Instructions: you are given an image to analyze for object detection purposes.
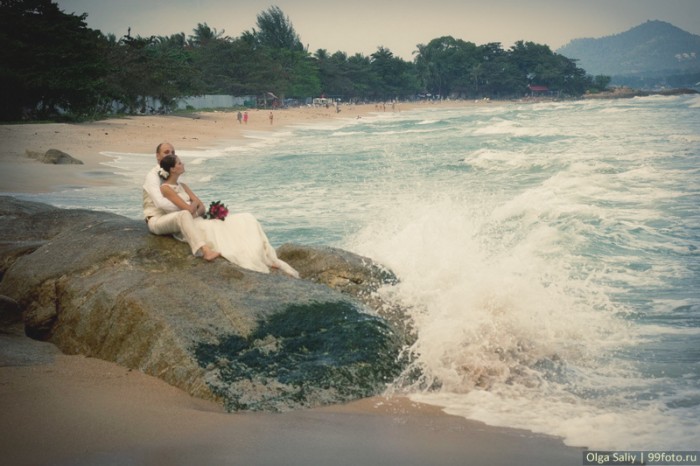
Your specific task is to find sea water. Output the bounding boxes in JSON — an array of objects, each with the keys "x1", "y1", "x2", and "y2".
[{"x1": 12, "y1": 95, "x2": 700, "y2": 450}]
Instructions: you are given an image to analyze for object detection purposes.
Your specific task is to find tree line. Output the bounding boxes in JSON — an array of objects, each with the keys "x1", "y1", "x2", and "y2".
[{"x1": 0, "y1": 0, "x2": 611, "y2": 121}]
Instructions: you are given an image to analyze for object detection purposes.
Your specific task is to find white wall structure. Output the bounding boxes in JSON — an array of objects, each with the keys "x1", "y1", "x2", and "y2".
[{"x1": 176, "y1": 95, "x2": 256, "y2": 110}]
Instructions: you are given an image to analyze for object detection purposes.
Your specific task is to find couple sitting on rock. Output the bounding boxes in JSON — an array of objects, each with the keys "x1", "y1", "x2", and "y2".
[{"x1": 143, "y1": 142, "x2": 299, "y2": 278}]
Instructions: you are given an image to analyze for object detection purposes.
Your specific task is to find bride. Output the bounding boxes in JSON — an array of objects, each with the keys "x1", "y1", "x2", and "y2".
[{"x1": 158, "y1": 154, "x2": 299, "y2": 278}]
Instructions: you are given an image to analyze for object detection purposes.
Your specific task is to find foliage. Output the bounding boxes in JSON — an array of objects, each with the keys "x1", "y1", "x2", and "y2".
[
  {"x1": 248, "y1": 5, "x2": 303, "y2": 51},
  {"x1": 103, "y1": 34, "x2": 204, "y2": 114},
  {"x1": 0, "y1": 0, "x2": 110, "y2": 120},
  {"x1": 2, "y1": 1, "x2": 603, "y2": 121},
  {"x1": 415, "y1": 36, "x2": 479, "y2": 98}
]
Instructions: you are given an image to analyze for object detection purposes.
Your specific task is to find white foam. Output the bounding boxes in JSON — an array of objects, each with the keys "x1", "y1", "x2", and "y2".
[
  {"x1": 412, "y1": 390, "x2": 700, "y2": 449},
  {"x1": 472, "y1": 118, "x2": 562, "y2": 137},
  {"x1": 688, "y1": 95, "x2": 700, "y2": 108}
]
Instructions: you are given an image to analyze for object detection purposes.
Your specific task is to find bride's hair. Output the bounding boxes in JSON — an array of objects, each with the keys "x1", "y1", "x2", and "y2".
[{"x1": 159, "y1": 154, "x2": 177, "y2": 180}]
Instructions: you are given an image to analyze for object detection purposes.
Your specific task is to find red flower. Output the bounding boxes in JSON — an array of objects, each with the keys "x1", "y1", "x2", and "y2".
[{"x1": 205, "y1": 201, "x2": 229, "y2": 220}]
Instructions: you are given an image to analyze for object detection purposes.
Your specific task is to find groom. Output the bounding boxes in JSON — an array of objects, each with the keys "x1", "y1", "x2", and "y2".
[{"x1": 143, "y1": 142, "x2": 219, "y2": 261}]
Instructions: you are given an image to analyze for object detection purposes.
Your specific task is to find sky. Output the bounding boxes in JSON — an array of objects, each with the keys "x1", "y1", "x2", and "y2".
[{"x1": 55, "y1": 0, "x2": 700, "y2": 59}]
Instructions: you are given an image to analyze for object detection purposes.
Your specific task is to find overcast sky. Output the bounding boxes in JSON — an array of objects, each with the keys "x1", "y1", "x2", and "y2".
[{"x1": 55, "y1": 0, "x2": 700, "y2": 59}]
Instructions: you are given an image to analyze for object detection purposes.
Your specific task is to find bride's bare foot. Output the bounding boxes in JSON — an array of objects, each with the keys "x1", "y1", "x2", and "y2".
[
  {"x1": 204, "y1": 251, "x2": 221, "y2": 261},
  {"x1": 201, "y1": 246, "x2": 221, "y2": 261}
]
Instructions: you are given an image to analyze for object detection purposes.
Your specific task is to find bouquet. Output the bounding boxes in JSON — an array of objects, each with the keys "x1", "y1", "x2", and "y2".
[{"x1": 204, "y1": 200, "x2": 229, "y2": 220}]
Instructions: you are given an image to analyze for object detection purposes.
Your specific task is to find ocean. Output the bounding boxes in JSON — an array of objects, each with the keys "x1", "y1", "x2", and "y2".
[{"x1": 15, "y1": 95, "x2": 700, "y2": 450}]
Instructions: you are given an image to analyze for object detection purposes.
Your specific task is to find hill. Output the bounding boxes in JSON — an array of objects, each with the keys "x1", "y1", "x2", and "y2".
[{"x1": 557, "y1": 20, "x2": 700, "y2": 87}]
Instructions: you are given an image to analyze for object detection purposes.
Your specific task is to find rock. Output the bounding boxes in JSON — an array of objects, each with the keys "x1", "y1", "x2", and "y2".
[
  {"x1": 0, "y1": 196, "x2": 409, "y2": 411},
  {"x1": 584, "y1": 87, "x2": 699, "y2": 100},
  {"x1": 277, "y1": 244, "x2": 415, "y2": 340},
  {"x1": 0, "y1": 294, "x2": 21, "y2": 325},
  {"x1": 25, "y1": 148, "x2": 84, "y2": 164}
]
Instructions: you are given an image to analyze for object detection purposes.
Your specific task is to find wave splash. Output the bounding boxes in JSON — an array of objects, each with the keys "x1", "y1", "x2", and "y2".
[{"x1": 349, "y1": 190, "x2": 694, "y2": 449}]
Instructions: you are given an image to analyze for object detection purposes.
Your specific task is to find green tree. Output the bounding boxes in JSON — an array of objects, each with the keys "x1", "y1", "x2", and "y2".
[
  {"x1": 249, "y1": 5, "x2": 302, "y2": 51},
  {"x1": 104, "y1": 33, "x2": 201, "y2": 113},
  {"x1": 346, "y1": 53, "x2": 376, "y2": 100},
  {"x1": 508, "y1": 41, "x2": 591, "y2": 96},
  {"x1": 187, "y1": 24, "x2": 243, "y2": 94},
  {"x1": 552, "y1": 53, "x2": 591, "y2": 95},
  {"x1": 188, "y1": 22, "x2": 225, "y2": 47},
  {"x1": 285, "y1": 51, "x2": 321, "y2": 98},
  {"x1": 475, "y1": 43, "x2": 506, "y2": 96},
  {"x1": 242, "y1": 6, "x2": 317, "y2": 100},
  {"x1": 103, "y1": 35, "x2": 160, "y2": 113},
  {"x1": 0, "y1": 0, "x2": 110, "y2": 120},
  {"x1": 592, "y1": 74, "x2": 612, "y2": 91},
  {"x1": 154, "y1": 34, "x2": 204, "y2": 100},
  {"x1": 314, "y1": 50, "x2": 358, "y2": 99},
  {"x1": 416, "y1": 36, "x2": 480, "y2": 98},
  {"x1": 509, "y1": 41, "x2": 549, "y2": 82},
  {"x1": 369, "y1": 47, "x2": 419, "y2": 100},
  {"x1": 1, "y1": 1, "x2": 603, "y2": 120}
]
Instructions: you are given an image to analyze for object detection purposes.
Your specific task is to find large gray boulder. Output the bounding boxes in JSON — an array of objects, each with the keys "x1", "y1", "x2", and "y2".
[
  {"x1": 0, "y1": 196, "x2": 410, "y2": 411},
  {"x1": 25, "y1": 148, "x2": 84, "y2": 164}
]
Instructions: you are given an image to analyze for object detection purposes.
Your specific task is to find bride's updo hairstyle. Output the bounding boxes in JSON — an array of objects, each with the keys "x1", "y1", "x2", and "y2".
[{"x1": 159, "y1": 154, "x2": 177, "y2": 180}]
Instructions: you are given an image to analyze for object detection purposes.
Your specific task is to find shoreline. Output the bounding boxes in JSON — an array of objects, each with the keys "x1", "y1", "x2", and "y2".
[
  {"x1": 0, "y1": 100, "x2": 481, "y2": 194},
  {"x1": 3, "y1": 90, "x2": 695, "y2": 192},
  {"x1": 0, "y1": 100, "x2": 584, "y2": 464}
]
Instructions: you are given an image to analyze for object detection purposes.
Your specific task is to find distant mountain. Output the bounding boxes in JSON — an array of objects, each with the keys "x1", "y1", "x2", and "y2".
[{"x1": 557, "y1": 20, "x2": 700, "y2": 83}]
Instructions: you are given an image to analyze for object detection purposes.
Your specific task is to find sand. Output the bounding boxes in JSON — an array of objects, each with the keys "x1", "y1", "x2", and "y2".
[
  {"x1": 0, "y1": 101, "x2": 583, "y2": 465},
  {"x1": 0, "y1": 325, "x2": 581, "y2": 465}
]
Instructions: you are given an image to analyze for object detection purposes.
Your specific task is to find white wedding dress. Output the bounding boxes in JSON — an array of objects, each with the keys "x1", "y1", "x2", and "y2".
[{"x1": 167, "y1": 183, "x2": 299, "y2": 278}]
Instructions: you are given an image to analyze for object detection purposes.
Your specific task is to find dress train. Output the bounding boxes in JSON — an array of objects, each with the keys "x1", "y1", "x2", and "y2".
[{"x1": 195, "y1": 213, "x2": 299, "y2": 278}]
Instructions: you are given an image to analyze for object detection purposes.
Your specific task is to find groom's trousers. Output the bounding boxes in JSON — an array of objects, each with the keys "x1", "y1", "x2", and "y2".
[{"x1": 147, "y1": 211, "x2": 206, "y2": 256}]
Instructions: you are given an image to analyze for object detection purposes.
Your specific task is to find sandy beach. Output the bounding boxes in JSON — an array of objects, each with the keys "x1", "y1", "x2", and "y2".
[
  {"x1": 0, "y1": 104, "x2": 355, "y2": 192},
  {"x1": 0, "y1": 101, "x2": 583, "y2": 465},
  {"x1": 0, "y1": 324, "x2": 581, "y2": 465}
]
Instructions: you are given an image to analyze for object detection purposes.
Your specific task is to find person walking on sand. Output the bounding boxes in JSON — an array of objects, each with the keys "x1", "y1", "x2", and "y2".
[
  {"x1": 143, "y1": 142, "x2": 220, "y2": 261},
  {"x1": 243, "y1": 111, "x2": 248, "y2": 124},
  {"x1": 237, "y1": 111, "x2": 242, "y2": 124},
  {"x1": 269, "y1": 111, "x2": 273, "y2": 125}
]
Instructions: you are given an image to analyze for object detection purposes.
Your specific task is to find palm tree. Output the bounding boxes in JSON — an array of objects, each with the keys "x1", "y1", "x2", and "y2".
[
  {"x1": 188, "y1": 23, "x2": 225, "y2": 47},
  {"x1": 250, "y1": 6, "x2": 303, "y2": 51}
]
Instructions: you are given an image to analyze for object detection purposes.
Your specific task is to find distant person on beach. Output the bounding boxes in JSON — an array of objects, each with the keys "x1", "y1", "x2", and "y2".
[
  {"x1": 269, "y1": 111, "x2": 273, "y2": 124},
  {"x1": 157, "y1": 153, "x2": 299, "y2": 277},
  {"x1": 142, "y1": 143, "x2": 220, "y2": 261},
  {"x1": 237, "y1": 111, "x2": 242, "y2": 124},
  {"x1": 243, "y1": 111, "x2": 249, "y2": 124}
]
